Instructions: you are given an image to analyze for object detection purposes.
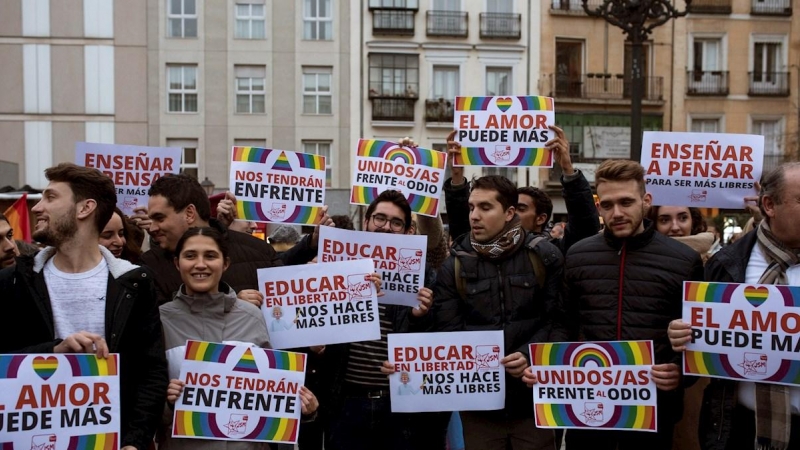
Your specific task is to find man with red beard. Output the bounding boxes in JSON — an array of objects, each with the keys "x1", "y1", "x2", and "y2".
[
  {"x1": 0, "y1": 163, "x2": 167, "y2": 450},
  {"x1": 546, "y1": 159, "x2": 703, "y2": 449},
  {"x1": 0, "y1": 214, "x2": 20, "y2": 268}
]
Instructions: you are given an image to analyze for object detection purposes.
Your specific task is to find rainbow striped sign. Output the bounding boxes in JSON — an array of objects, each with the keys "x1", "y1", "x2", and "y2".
[
  {"x1": 351, "y1": 140, "x2": 447, "y2": 217},
  {"x1": 683, "y1": 281, "x2": 800, "y2": 386},
  {"x1": 0, "y1": 353, "x2": 121, "y2": 449},
  {"x1": 454, "y1": 96, "x2": 555, "y2": 168},
  {"x1": 172, "y1": 341, "x2": 306, "y2": 444},
  {"x1": 229, "y1": 146, "x2": 326, "y2": 225},
  {"x1": 530, "y1": 341, "x2": 657, "y2": 431}
]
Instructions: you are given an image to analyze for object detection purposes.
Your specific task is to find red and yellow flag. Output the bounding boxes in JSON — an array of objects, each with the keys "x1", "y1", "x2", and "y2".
[{"x1": 3, "y1": 193, "x2": 31, "y2": 243}]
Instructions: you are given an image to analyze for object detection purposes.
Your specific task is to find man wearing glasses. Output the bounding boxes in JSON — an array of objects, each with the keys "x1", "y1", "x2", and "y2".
[{"x1": 319, "y1": 189, "x2": 445, "y2": 450}]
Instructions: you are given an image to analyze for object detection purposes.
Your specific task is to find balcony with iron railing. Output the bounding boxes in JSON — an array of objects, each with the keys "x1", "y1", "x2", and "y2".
[
  {"x1": 748, "y1": 72, "x2": 790, "y2": 96},
  {"x1": 479, "y1": 13, "x2": 521, "y2": 39},
  {"x1": 687, "y1": 0, "x2": 732, "y2": 14},
  {"x1": 426, "y1": 11, "x2": 468, "y2": 37},
  {"x1": 549, "y1": 0, "x2": 605, "y2": 15},
  {"x1": 547, "y1": 73, "x2": 664, "y2": 102},
  {"x1": 751, "y1": 0, "x2": 792, "y2": 16},
  {"x1": 372, "y1": 8, "x2": 416, "y2": 36},
  {"x1": 424, "y1": 99, "x2": 454, "y2": 123},
  {"x1": 686, "y1": 71, "x2": 729, "y2": 96},
  {"x1": 371, "y1": 97, "x2": 417, "y2": 122}
]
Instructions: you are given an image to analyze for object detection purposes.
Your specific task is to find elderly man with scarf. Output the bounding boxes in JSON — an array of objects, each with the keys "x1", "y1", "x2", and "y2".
[
  {"x1": 669, "y1": 162, "x2": 800, "y2": 450},
  {"x1": 431, "y1": 175, "x2": 565, "y2": 450}
]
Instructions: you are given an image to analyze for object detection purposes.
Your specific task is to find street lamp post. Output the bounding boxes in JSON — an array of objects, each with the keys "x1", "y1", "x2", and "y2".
[
  {"x1": 200, "y1": 177, "x2": 215, "y2": 196},
  {"x1": 582, "y1": 0, "x2": 691, "y2": 162}
]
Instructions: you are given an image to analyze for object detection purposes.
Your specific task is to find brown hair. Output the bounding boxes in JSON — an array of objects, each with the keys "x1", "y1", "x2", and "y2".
[
  {"x1": 148, "y1": 174, "x2": 211, "y2": 221},
  {"x1": 595, "y1": 159, "x2": 646, "y2": 196},
  {"x1": 45, "y1": 163, "x2": 117, "y2": 233},
  {"x1": 471, "y1": 175, "x2": 518, "y2": 211},
  {"x1": 647, "y1": 206, "x2": 708, "y2": 235}
]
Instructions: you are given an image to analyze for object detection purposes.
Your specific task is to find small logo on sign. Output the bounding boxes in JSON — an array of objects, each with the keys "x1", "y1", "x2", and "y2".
[
  {"x1": 492, "y1": 145, "x2": 511, "y2": 163},
  {"x1": 688, "y1": 189, "x2": 707, "y2": 203},
  {"x1": 224, "y1": 414, "x2": 249, "y2": 435},
  {"x1": 397, "y1": 248, "x2": 423, "y2": 273},
  {"x1": 474, "y1": 345, "x2": 500, "y2": 370},
  {"x1": 347, "y1": 274, "x2": 373, "y2": 300},
  {"x1": 269, "y1": 203, "x2": 287, "y2": 220},
  {"x1": 739, "y1": 353, "x2": 768, "y2": 376},
  {"x1": 122, "y1": 197, "x2": 138, "y2": 213},
  {"x1": 30, "y1": 435, "x2": 56, "y2": 450},
  {"x1": 580, "y1": 402, "x2": 604, "y2": 424}
]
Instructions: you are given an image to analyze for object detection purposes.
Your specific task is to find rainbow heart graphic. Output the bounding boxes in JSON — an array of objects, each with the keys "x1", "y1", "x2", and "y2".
[
  {"x1": 32, "y1": 356, "x2": 58, "y2": 380},
  {"x1": 495, "y1": 97, "x2": 513, "y2": 112},
  {"x1": 743, "y1": 286, "x2": 769, "y2": 308}
]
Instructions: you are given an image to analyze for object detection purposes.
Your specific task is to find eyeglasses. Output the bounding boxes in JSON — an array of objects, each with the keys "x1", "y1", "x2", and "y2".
[{"x1": 370, "y1": 213, "x2": 405, "y2": 231}]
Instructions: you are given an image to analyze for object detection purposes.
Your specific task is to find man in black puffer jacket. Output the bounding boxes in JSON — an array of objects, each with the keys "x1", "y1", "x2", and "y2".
[
  {"x1": 433, "y1": 175, "x2": 565, "y2": 450},
  {"x1": 560, "y1": 159, "x2": 704, "y2": 450}
]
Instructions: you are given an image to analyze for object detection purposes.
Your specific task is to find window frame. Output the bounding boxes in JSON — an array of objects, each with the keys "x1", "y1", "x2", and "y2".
[
  {"x1": 302, "y1": 140, "x2": 334, "y2": 187},
  {"x1": 303, "y1": 0, "x2": 333, "y2": 41},
  {"x1": 235, "y1": 67, "x2": 266, "y2": 114},
  {"x1": 485, "y1": 66, "x2": 512, "y2": 96},
  {"x1": 167, "y1": 0, "x2": 197, "y2": 38},
  {"x1": 302, "y1": 67, "x2": 333, "y2": 115},
  {"x1": 234, "y1": 3, "x2": 266, "y2": 40},
  {"x1": 167, "y1": 64, "x2": 198, "y2": 113}
]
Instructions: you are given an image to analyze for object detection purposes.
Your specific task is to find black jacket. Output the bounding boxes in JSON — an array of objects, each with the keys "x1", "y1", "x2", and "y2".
[
  {"x1": 140, "y1": 219, "x2": 316, "y2": 304},
  {"x1": 443, "y1": 170, "x2": 600, "y2": 254},
  {"x1": 564, "y1": 222, "x2": 704, "y2": 423},
  {"x1": 0, "y1": 247, "x2": 167, "y2": 450},
  {"x1": 432, "y1": 231, "x2": 564, "y2": 416},
  {"x1": 698, "y1": 230, "x2": 757, "y2": 450}
]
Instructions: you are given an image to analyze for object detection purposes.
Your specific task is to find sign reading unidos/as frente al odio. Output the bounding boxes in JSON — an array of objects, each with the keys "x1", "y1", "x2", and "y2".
[
  {"x1": 453, "y1": 96, "x2": 555, "y2": 168},
  {"x1": 318, "y1": 226, "x2": 427, "y2": 308},
  {"x1": 530, "y1": 341, "x2": 657, "y2": 432},
  {"x1": 684, "y1": 281, "x2": 800, "y2": 386},
  {"x1": 641, "y1": 131, "x2": 764, "y2": 209},
  {"x1": 76, "y1": 142, "x2": 181, "y2": 216},
  {"x1": 258, "y1": 258, "x2": 380, "y2": 349},
  {"x1": 0, "y1": 353, "x2": 121, "y2": 450},
  {"x1": 172, "y1": 340, "x2": 306, "y2": 445},
  {"x1": 388, "y1": 331, "x2": 505, "y2": 413},
  {"x1": 351, "y1": 140, "x2": 446, "y2": 217},
  {"x1": 229, "y1": 146, "x2": 326, "y2": 225}
]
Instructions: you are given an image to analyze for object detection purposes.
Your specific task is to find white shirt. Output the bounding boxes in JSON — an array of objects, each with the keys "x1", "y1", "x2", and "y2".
[
  {"x1": 45, "y1": 257, "x2": 108, "y2": 340},
  {"x1": 737, "y1": 243, "x2": 800, "y2": 414}
]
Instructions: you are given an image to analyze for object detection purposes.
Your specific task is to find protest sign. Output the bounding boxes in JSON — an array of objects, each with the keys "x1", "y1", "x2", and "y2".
[
  {"x1": 530, "y1": 341, "x2": 657, "y2": 431},
  {"x1": 683, "y1": 281, "x2": 800, "y2": 386},
  {"x1": 453, "y1": 96, "x2": 555, "y2": 168},
  {"x1": 76, "y1": 142, "x2": 181, "y2": 216},
  {"x1": 229, "y1": 146, "x2": 326, "y2": 225},
  {"x1": 171, "y1": 341, "x2": 306, "y2": 445},
  {"x1": 388, "y1": 331, "x2": 505, "y2": 412},
  {"x1": 258, "y1": 259, "x2": 380, "y2": 349},
  {"x1": 318, "y1": 227, "x2": 426, "y2": 308},
  {"x1": 0, "y1": 353, "x2": 120, "y2": 449},
  {"x1": 641, "y1": 132, "x2": 764, "y2": 209},
  {"x1": 350, "y1": 140, "x2": 446, "y2": 217}
]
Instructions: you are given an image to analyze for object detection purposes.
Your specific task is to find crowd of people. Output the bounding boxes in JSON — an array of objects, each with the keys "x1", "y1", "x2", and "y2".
[{"x1": 0, "y1": 128, "x2": 798, "y2": 450}]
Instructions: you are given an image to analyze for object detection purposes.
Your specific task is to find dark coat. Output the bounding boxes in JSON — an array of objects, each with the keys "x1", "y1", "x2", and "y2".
[
  {"x1": 140, "y1": 219, "x2": 316, "y2": 304},
  {"x1": 564, "y1": 222, "x2": 705, "y2": 423},
  {"x1": 0, "y1": 248, "x2": 168, "y2": 450},
  {"x1": 698, "y1": 230, "x2": 757, "y2": 450},
  {"x1": 432, "y1": 231, "x2": 565, "y2": 417}
]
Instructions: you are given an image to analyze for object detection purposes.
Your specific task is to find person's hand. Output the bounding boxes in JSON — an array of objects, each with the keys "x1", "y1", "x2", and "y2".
[
  {"x1": 121, "y1": 447, "x2": 137, "y2": 450},
  {"x1": 310, "y1": 205, "x2": 334, "y2": 249},
  {"x1": 446, "y1": 130, "x2": 465, "y2": 185},
  {"x1": 668, "y1": 319, "x2": 692, "y2": 352},
  {"x1": 130, "y1": 206, "x2": 152, "y2": 232},
  {"x1": 380, "y1": 360, "x2": 396, "y2": 375},
  {"x1": 216, "y1": 191, "x2": 238, "y2": 228},
  {"x1": 651, "y1": 363, "x2": 680, "y2": 391},
  {"x1": 55, "y1": 331, "x2": 109, "y2": 358},
  {"x1": 547, "y1": 125, "x2": 573, "y2": 175},
  {"x1": 398, "y1": 137, "x2": 418, "y2": 148},
  {"x1": 501, "y1": 352, "x2": 528, "y2": 378},
  {"x1": 411, "y1": 287, "x2": 433, "y2": 318},
  {"x1": 743, "y1": 181, "x2": 763, "y2": 224},
  {"x1": 368, "y1": 273, "x2": 384, "y2": 297},
  {"x1": 237, "y1": 289, "x2": 264, "y2": 308},
  {"x1": 299, "y1": 386, "x2": 319, "y2": 416},
  {"x1": 167, "y1": 379, "x2": 185, "y2": 404},
  {"x1": 522, "y1": 367, "x2": 538, "y2": 388},
  {"x1": 310, "y1": 345, "x2": 325, "y2": 355}
]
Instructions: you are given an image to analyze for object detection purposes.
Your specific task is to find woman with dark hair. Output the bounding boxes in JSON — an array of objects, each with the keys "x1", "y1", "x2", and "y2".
[
  {"x1": 159, "y1": 227, "x2": 318, "y2": 450},
  {"x1": 99, "y1": 207, "x2": 142, "y2": 263},
  {"x1": 647, "y1": 205, "x2": 714, "y2": 263}
]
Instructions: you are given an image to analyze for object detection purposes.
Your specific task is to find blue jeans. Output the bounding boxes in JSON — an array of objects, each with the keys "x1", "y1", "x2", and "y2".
[{"x1": 326, "y1": 393, "x2": 413, "y2": 450}]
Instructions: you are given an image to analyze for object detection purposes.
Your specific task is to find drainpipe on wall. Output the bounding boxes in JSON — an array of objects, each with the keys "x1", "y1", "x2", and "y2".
[{"x1": 526, "y1": 0, "x2": 532, "y2": 187}]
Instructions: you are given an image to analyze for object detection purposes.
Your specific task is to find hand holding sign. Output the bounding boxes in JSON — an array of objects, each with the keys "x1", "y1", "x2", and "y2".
[
  {"x1": 310, "y1": 205, "x2": 334, "y2": 249},
  {"x1": 54, "y1": 331, "x2": 109, "y2": 358},
  {"x1": 412, "y1": 287, "x2": 433, "y2": 318},
  {"x1": 650, "y1": 363, "x2": 680, "y2": 391},
  {"x1": 167, "y1": 379, "x2": 185, "y2": 404},
  {"x1": 668, "y1": 319, "x2": 693, "y2": 352},
  {"x1": 501, "y1": 352, "x2": 529, "y2": 378},
  {"x1": 547, "y1": 125, "x2": 574, "y2": 176},
  {"x1": 446, "y1": 130, "x2": 465, "y2": 185},
  {"x1": 216, "y1": 191, "x2": 238, "y2": 228},
  {"x1": 522, "y1": 367, "x2": 538, "y2": 387}
]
